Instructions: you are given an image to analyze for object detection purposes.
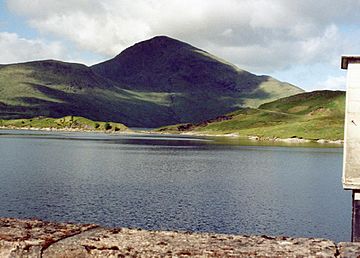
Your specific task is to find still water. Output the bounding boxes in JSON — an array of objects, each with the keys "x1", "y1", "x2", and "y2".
[{"x1": 0, "y1": 130, "x2": 349, "y2": 242}]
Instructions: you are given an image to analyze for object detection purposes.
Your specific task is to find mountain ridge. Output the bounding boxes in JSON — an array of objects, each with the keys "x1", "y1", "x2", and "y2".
[{"x1": 0, "y1": 36, "x2": 304, "y2": 127}]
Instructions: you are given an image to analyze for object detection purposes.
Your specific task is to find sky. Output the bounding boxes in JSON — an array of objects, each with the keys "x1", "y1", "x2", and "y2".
[{"x1": 1, "y1": 0, "x2": 360, "y2": 91}]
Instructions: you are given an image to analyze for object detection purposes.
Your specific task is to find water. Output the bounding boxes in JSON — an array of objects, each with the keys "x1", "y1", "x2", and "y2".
[{"x1": 0, "y1": 130, "x2": 350, "y2": 242}]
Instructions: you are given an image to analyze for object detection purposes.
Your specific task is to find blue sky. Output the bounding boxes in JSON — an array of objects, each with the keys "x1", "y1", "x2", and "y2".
[
  {"x1": 1, "y1": 0, "x2": 359, "y2": 91},
  {"x1": 0, "y1": 1, "x2": 36, "y2": 38}
]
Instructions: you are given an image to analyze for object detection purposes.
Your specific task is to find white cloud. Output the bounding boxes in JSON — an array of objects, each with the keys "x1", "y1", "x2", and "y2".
[
  {"x1": 5, "y1": 0, "x2": 360, "y2": 75},
  {"x1": 314, "y1": 75, "x2": 347, "y2": 91},
  {"x1": 0, "y1": 32, "x2": 65, "y2": 64}
]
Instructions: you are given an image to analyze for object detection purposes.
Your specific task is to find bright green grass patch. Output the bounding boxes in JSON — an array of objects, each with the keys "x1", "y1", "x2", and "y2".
[
  {"x1": 157, "y1": 90, "x2": 346, "y2": 141},
  {"x1": 0, "y1": 116, "x2": 129, "y2": 132},
  {"x1": 195, "y1": 115, "x2": 343, "y2": 140}
]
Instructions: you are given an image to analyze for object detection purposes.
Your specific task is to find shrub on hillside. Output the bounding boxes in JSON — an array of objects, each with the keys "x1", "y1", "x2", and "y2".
[{"x1": 104, "y1": 122, "x2": 112, "y2": 130}]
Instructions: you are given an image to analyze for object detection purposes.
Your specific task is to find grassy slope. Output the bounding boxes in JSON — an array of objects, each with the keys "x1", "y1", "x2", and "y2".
[
  {"x1": 0, "y1": 116, "x2": 128, "y2": 131},
  {"x1": 158, "y1": 91, "x2": 345, "y2": 140}
]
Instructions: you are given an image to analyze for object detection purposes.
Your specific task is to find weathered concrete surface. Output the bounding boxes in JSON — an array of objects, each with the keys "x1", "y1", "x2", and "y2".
[
  {"x1": 0, "y1": 218, "x2": 97, "y2": 257},
  {"x1": 42, "y1": 228, "x2": 337, "y2": 258},
  {"x1": 0, "y1": 217, "x2": 352, "y2": 257},
  {"x1": 338, "y1": 242, "x2": 360, "y2": 258}
]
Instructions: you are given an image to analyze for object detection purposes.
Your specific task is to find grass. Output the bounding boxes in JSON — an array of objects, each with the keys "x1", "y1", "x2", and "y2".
[
  {"x1": 157, "y1": 90, "x2": 345, "y2": 141},
  {"x1": 0, "y1": 116, "x2": 129, "y2": 132}
]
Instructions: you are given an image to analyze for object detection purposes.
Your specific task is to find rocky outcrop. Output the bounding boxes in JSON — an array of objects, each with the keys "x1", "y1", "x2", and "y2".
[{"x1": 0, "y1": 217, "x2": 356, "y2": 257}]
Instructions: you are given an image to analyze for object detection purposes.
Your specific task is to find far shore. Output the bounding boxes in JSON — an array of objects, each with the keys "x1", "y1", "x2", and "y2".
[
  {"x1": 173, "y1": 131, "x2": 343, "y2": 145},
  {"x1": 0, "y1": 125, "x2": 342, "y2": 145}
]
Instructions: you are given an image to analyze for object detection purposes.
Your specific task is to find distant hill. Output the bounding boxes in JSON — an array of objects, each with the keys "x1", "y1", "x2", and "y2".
[
  {"x1": 0, "y1": 115, "x2": 128, "y2": 132},
  {"x1": 0, "y1": 36, "x2": 303, "y2": 127},
  {"x1": 158, "y1": 90, "x2": 345, "y2": 140}
]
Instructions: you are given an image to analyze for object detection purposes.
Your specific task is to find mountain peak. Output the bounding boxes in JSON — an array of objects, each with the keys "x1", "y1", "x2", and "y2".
[
  {"x1": 91, "y1": 35, "x2": 204, "y2": 91},
  {"x1": 110, "y1": 35, "x2": 197, "y2": 63},
  {"x1": 130, "y1": 35, "x2": 195, "y2": 50},
  {"x1": 91, "y1": 35, "x2": 302, "y2": 95},
  {"x1": 145, "y1": 35, "x2": 183, "y2": 43}
]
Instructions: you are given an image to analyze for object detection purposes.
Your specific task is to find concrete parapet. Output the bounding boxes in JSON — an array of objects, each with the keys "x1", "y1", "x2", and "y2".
[{"x1": 0, "y1": 217, "x2": 356, "y2": 257}]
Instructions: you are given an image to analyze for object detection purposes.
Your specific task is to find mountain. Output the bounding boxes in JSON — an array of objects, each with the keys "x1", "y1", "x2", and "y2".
[
  {"x1": 158, "y1": 90, "x2": 345, "y2": 140},
  {"x1": 0, "y1": 36, "x2": 303, "y2": 127},
  {"x1": 92, "y1": 36, "x2": 303, "y2": 124}
]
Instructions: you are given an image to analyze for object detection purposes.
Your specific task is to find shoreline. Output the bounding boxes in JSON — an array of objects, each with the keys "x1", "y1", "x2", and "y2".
[
  {"x1": 0, "y1": 125, "x2": 133, "y2": 134},
  {"x1": 0, "y1": 126, "x2": 343, "y2": 145},
  {"x1": 155, "y1": 130, "x2": 344, "y2": 145},
  {"x1": 0, "y1": 217, "x2": 355, "y2": 257}
]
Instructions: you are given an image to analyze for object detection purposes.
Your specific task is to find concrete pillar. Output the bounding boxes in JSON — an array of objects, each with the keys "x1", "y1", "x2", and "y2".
[{"x1": 353, "y1": 191, "x2": 360, "y2": 241}]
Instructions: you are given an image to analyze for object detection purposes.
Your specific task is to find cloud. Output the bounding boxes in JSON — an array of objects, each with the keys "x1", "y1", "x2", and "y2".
[
  {"x1": 5, "y1": 0, "x2": 360, "y2": 74},
  {"x1": 314, "y1": 75, "x2": 347, "y2": 90},
  {"x1": 206, "y1": 24, "x2": 342, "y2": 73},
  {"x1": 0, "y1": 32, "x2": 65, "y2": 64}
]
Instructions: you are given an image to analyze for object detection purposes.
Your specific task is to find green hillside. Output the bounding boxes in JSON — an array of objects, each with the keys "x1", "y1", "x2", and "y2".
[
  {"x1": 0, "y1": 116, "x2": 128, "y2": 132},
  {"x1": 158, "y1": 90, "x2": 345, "y2": 141},
  {"x1": 0, "y1": 36, "x2": 303, "y2": 127},
  {"x1": 0, "y1": 60, "x2": 176, "y2": 127}
]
